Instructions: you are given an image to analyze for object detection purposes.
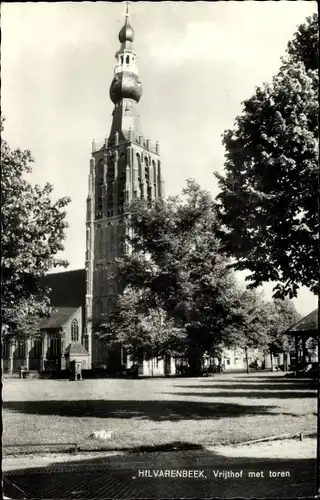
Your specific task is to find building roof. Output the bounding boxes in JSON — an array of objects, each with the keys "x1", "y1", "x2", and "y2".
[
  {"x1": 41, "y1": 269, "x2": 85, "y2": 308},
  {"x1": 65, "y1": 342, "x2": 88, "y2": 355},
  {"x1": 285, "y1": 308, "x2": 318, "y2": 335},
  {"x1": 39, "y1": 307, "x2": 79, "y2": 329}
]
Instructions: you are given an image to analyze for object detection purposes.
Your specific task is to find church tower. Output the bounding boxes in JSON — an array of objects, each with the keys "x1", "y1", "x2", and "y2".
[{"x1": 86, "y1": 5, "x2": 165, "y2": 369}]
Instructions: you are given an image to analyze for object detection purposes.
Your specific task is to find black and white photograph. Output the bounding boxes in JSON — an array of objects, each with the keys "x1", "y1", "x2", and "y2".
[{"x1": 1, "y1": 1, "x2": 318, "y2": 499}]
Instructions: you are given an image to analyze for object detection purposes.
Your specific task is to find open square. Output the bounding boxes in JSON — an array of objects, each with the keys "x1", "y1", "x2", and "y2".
[{"x1": 3, "y1": 373, "x2": 317, "y2": 454}]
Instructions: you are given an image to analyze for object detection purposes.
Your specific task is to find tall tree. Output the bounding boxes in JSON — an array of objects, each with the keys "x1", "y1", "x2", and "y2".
[
  {"x1": 1, "y1": 121, "x2": 71, "y2": 337},
  {"x1": 267, "y1": 298, "x2": 301, "y2": 355},
  {"x1": 223, "y1": 291, "x2": 300, "y2": 372},
  {"x1": 215, "y1": 14, "x2": 319, "y2": 299},
  {"x1": 111, "y1": 180, "x2": 253, "y2": 374},
  {"x1": 222, "y1": 289, "x2": 272, "y2": 373},
  {"x1": 99, "y1": 287, "x2": 187, "y2": 363}
]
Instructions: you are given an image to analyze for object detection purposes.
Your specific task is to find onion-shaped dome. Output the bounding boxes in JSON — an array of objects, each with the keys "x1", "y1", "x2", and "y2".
[
  {"x1": 119, "y1": 20, "x2": 134, "y2": 44},
  {"x1": 110, "y1": 72, "x2": 142, "y2": 104}
]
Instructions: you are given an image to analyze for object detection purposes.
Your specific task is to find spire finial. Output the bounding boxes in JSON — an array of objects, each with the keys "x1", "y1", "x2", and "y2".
[{"x1": 125, "y1": 1, "x2": 130, "y2": 18}]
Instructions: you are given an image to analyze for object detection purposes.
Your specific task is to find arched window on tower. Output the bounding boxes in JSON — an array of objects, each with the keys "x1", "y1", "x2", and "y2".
[
  {"x1": 121, "y1": 55, "x2": 124, "y2": 64},
  {"x1": 126, "y1": 55, "x2": 130, "y2": 65},
  {"x1": 145, "y1": 157, "x2": 149, "y2": 181},
  {"x1": 145, "y1": 158, "x2": 150, "y2": 200},
  {"x1": 136, "y1": 153, "x2": 142, "y2": 181},
  {"x1": 71, "y1": 319, "x2": 79, "y2": 342},
  {"x1": 136, "y1": 154, "x2": 143, "y2": 199},
  {"x1": 96, "y1": 225, "x2": 103, "y2": 258},
  {"x1": 152, "y1": 160, "x2": 157, "y2": 184}
]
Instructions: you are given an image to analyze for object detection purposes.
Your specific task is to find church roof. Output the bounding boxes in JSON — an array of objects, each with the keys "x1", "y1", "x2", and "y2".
[
  {"x1": 65, "y1": 342, "x2": 89, "y2": 355},
  {"x1": 41, "y1": 269, "x2": 85, "y2": 308},
  {"x1": 40, "y1": 307, "x2": 79, "y2": 329},
  {"x1": 285, "y1": 308, "x2": 318, "y2": 335}
]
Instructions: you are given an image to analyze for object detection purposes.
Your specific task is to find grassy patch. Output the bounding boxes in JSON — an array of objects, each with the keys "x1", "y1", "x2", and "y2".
[{"x1": 3, "y1": 373, "x2": 317, "y2": 455}]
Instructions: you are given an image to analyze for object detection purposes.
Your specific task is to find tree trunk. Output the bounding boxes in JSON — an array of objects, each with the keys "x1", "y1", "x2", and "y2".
[
  {"x1": 187, "y1": 348, "x2": 202, "y2": 377},
  {"x1": 245, "y1": 346, "x2": 250, "y2": 374},
  {"x1": 284, "y1": 352, "x2": 287, "y2": 372},
  {"x1": 270, "y1": 350, "x2": 274, "y2": 371}
]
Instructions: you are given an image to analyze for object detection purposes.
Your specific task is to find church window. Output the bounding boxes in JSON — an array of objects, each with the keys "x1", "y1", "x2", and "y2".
[
  {"x1": 126, "y1": 55, "x2": 130, "y2": 64},
  {"x1": 145, "y1": 158, "x2": 149, "y2": 185},
  {"x1": 152, "y1": 160, "x2": 157, "y2": 183},
  {"x1": 34, "y1": 337, "x2": 42, "y2": 357},
  {"x1": 18, "y1": 340, "x2": 25, "y2": 358},
  {"x1": 49, "y1": 334, "x2": 60, "y2": 357},
  {"x1": 71, "y1": 319, "x2": 79, "y2": 342},
  {"x1": 136, "y1": 153, "x2": 142, "y2": 180},
  {"x1": 121, "y1": 55, "x2": 124, "y2": 64}
]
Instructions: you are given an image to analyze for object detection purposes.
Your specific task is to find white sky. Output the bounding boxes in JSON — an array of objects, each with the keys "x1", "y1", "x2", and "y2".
[{"x1": 2, "y1": 1, "x2": 317, "y2": 316}]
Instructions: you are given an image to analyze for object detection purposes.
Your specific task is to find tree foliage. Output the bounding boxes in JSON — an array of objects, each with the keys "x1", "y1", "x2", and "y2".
[
  {"x1": 99, "y1": 287, "x2": 187, "y2": 362},
  {"x1": 215, "y1": 14, "x2": 319, "y2": 298},
  {"x1": 267, "y1": 298, "x2": 301, "y2": 353},
  {"x1": 1, "y1": 121, "x2": 71, "y2": 336},
  {"x1": 101, "y1": 180, "x2": 264, "y2": 371},
  {"x1": 222, "y1": 289, "x2": 271, "y2": 351}
]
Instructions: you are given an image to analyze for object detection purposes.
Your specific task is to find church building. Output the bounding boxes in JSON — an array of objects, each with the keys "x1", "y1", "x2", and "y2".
[
  {"x1": 85, "y1": 6, "x2": 166, "y2": 373},
  {"x1": 2, "y1": 6, "x2": 174, "y2": 377}
]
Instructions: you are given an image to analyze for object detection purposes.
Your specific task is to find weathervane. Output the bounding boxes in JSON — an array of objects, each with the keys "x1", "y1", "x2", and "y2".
[{"x1": 125, "y1": 1, "x2": 131, "y2": 17}]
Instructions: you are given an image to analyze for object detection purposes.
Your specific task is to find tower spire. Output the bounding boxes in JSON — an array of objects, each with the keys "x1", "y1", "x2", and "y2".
[{"x1": 109, "y1": 2, "x2": 142, "y2": 139}]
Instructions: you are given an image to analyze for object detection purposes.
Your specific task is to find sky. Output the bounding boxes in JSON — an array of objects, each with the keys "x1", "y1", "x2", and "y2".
[{"x1": 2, "y1": 1, "x2": 318, "y2": 316}]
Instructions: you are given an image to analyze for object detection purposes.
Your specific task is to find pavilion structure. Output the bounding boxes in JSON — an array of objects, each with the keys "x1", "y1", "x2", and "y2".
[{"x1": 284, "y1": 308, "x2": 318, "y2": 371}]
